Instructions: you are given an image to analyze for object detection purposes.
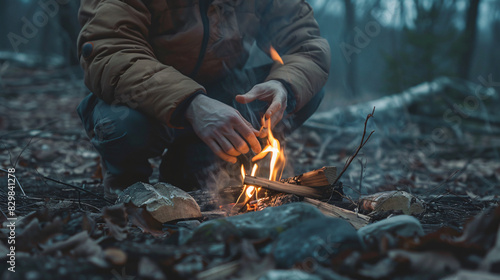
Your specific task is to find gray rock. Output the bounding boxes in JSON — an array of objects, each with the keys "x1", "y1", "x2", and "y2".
[
  {"x1": 177, "y1": 220, "x2": 201, "y2": 230},
  {"x1": 273, "y1": 217, "x2": 361, "y2": 268},
  {"x1": 225, "y1": 202, "x2": 325, "y2": 239},
  {"x1": 358, "y1": 215, "x2": 424, "y2": 249},
  {"x1": 185, "y1": 203, "x2": 325, "y2": 246},
  {"x1": 186, "y1": 219, "x2": 241, "y2": 245},
  {"x1": 258, "y1": 270, "x2": 322, "y2": 280},
  {"x1": 117, "y1": 182, "x2": 201, "y2": 223}
]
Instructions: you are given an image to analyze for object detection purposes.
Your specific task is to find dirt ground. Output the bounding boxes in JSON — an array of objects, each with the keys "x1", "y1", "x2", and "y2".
[{"x1": 1, "y1": 65, "x2": 499, "y2": 279}]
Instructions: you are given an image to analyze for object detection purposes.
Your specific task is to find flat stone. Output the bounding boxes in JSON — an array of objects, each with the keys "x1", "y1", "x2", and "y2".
[
  {"x1": 118, "y1": 182, "x2": 201, "y2": 223},
  {"x1": 225, "y1": 202, "x2": 325, "y2": 239},
  {"x1": 273, "y1": 217, "x2": 361, "y2": 268},
  {"x1": 358, "y1": 215, "x2": 424, "y2": 249}
]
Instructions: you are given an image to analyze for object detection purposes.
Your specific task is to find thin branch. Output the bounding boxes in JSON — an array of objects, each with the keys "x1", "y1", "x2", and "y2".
[
  {"x1": 34, "y1": 169, "x2": 113, "y2": 204},
  {"x1": 13, "y1": 136, "x2": 35, "y2": 169},
  {"x1": 357, "y1": 158, "x2": 366, "y2": 194},
  {"x1": 333, "y1": 107, "x2": 376, "y2": 185}
]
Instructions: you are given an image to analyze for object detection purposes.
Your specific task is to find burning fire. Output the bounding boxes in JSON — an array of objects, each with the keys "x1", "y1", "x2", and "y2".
[
  {"x1": 241, "y1": 118, "x2": 286, "y2": 199},
  {"x1": 237, "y1": 45, "x2": 286, "y2": 209},
  {"x1": 243, "y1": 164, "x2": 259, "y2": 197},
  {"x1": 270, "y1": 46, "x2": 284, "y2": 65}
]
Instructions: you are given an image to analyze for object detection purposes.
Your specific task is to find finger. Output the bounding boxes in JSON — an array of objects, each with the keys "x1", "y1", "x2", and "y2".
[
  {"x1": 235, "y1": 112, "x2": 262, "y2": 153},
  {"x1": 238, "y1": 112, "x2": 260, "y2": 135},
  {"x1": 235, "y1": 86, "x2": 260, "y2": 104},
  {"x1": 270, "y1": 110, "x2": 284, "y2": 129},
  {"x1": 206, "y1": 139, "x2": 238, "y2": 163},
  {"x1": 225, "y1": 132, "x2": 250, "y2": 154},
  {"x1": 265, "y1": 100, "x2": 282, "y2": 119},
  {"x1": 258, "y1": 127, "x2": 268, "y2": 138},
  {"x1": 273, "y1": 103, "x2": 287, "y2": 128},
  {"x1": 235, "y1": 123, "x2": 262, "y2": 154},
  {"x1": 214, "y1": 131, "x2": 241, "y2": 157}
]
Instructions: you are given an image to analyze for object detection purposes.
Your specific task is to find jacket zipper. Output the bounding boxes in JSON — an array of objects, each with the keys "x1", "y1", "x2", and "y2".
[{"x1": 191, "y1": 0, "x2": 210, "y2": 77}]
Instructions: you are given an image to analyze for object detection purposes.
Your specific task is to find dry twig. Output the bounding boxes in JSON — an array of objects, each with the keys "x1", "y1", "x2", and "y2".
[{"x1": 333, "y1": 107, "x2": 376, "y2": 185}]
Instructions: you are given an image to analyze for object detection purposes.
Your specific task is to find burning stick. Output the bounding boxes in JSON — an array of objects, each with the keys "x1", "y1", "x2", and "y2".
[
  {"x1": 243, "y1": 176, "x2": 329, "y2": 199},
  {"x1": 283, "y1": 166, "x2": 337, "y2": 187}
]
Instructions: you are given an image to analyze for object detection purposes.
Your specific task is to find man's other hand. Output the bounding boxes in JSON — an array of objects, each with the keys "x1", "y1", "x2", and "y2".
[
  {"x1": 235, "y1": 80, "x2": 287, "y2": 134},
  {"x1": 185, "y1": 95, "x2": 262, "y2": 163}
]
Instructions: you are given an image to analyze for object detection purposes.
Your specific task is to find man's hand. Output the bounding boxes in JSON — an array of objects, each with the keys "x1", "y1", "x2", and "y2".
[
  {"x1": 185, "y1": 95, "x2": 262, "y2": 163},
  {"x1": 235, "y1": 80, "x2": 288, "y2": 135}
]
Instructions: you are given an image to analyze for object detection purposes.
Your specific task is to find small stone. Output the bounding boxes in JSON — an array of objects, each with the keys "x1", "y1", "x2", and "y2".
[
  {"x1": 118, "y1": 182, "x2": 201, "y2": 223},
  {"x1": 225, "y1": 202, "x2": 325, "y2": 239},
  {"x1": 138, "y1": 257, "x2": 166, "y2": 280},
  {"x1": 360, "y1": 191, "x2": 425, "y2": 215},
  {"x1": 104, "y1": 248, "x2": 127, "y2": 266},
  {"x1": 358, "y1": 215, "x2": 424, "y2": 249},
  {"x1": 273, "y1": 217, "x2": 361, "y2": 268},
  {"x1": 258, "y1": 270, "x2": 322, "y2": 280}
]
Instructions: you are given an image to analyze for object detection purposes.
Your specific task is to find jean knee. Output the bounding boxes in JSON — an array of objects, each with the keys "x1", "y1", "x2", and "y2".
[{"x1": 91, "y1": 109, "x2": 152, "y2": 160}]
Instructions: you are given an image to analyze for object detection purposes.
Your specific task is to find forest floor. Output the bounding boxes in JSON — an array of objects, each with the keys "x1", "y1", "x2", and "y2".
[{"x1": 0, "y1": 65, "x2": 499, "y2": 279}]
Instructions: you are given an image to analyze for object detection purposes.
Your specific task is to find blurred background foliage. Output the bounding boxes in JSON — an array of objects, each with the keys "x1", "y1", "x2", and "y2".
[{"x1": 0, "y1": 0, "x2": 498, "y2": 107}]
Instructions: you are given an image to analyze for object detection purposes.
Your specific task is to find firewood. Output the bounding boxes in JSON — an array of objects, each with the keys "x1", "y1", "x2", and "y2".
[
  {"x1": 304, "y1": 198, "x2": 370, "y2": 229},
  {"x1": 243, "y1": 176, "x2": 328, "y2": 199},
  {"x1": 284, "y1": 166, "x2": 337, "y2": 187}
]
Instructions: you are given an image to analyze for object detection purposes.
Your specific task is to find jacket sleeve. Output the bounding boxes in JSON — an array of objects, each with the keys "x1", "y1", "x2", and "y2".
[
  {"x1": 256, "y1": 0, "x2": 331, "y2": 113},
  {"x1": 78, "y1": 0, "x2": 205, "y2": 128}
]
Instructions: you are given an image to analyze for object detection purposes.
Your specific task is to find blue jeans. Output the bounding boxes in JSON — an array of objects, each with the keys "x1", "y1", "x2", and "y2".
[{"x1": 77, "y1": 65, "x2": 324, "y2": 190}]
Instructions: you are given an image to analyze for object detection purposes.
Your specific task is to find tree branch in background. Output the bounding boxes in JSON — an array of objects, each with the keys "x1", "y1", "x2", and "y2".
[{"x1": 333, "y1": 107, "x2": 376, "y2": 185}]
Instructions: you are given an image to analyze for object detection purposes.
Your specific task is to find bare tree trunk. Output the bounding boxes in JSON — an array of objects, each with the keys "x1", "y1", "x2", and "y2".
[
  {"x1": 459, "y1": 0, "x2": 481, "y2": 79},
  {"x1": 343, "y1": 0, "x2": 357, "y2": 97},
  {"x1": 489, "y1": 2, "x2": 500, "y2": 75}
]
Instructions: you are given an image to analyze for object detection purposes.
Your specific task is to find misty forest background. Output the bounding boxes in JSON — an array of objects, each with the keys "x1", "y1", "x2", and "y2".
[{"x1": 1, "y1": 0, "x2": 498, "y2": 104}]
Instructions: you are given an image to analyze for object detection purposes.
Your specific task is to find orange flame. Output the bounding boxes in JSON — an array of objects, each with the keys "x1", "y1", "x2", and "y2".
[
  {"x1": 241, "y1": 117, "x2": 285, "y2": 200},
  {"x1": 270, "y1": 46, "x2": 284, "y2": 65},
  {"x1": 238, "y1": 45, "x2": 286, "y2": 204},
  {"x1": 244, "y1": 164, "x2": 259, "y2": 197}
]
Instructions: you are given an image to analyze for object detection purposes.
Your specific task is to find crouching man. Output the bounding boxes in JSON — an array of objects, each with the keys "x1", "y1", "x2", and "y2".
[{"x1": 76, "y1": 0, "x2": 330, "y2": 199}]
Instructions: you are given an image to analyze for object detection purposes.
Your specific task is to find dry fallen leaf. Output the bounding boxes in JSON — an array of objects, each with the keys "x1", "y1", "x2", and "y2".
[
  {"x1": 102, "y1": 203, "x2": 128, "y2": 241},
  {"x1": 389, "y1": 250, "x2": 461, "y2": 275},
  {"x1": 125, "y1": 203, "x2": 166, "y2": 237},
  {"x1": 42, "y1": 230, "x2": 106, "y2": 267}
]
